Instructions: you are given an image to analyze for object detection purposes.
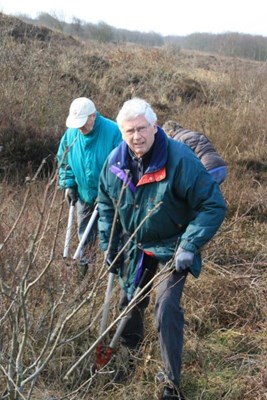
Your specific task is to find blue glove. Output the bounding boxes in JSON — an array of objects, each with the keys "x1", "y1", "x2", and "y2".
[{"x1": 175, "y1": 247, "x2": 194, "y2": 272}]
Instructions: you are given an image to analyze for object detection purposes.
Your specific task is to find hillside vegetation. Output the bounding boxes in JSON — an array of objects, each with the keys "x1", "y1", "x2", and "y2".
[{"x1": 0, "y1": 13, "x2": 266, "y2": 400}]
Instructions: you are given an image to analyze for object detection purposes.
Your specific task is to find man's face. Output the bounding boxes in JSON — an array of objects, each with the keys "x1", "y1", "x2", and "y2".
[
  {"x1": 79, "y1": 113, "x2": 96, "y2": 135},
  {"x1": 121, "y1": 115, "x2": 157, "y2": 158}
]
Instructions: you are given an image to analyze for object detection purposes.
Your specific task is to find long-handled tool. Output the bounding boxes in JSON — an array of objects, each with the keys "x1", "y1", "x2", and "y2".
[
  {"x1": 63, "y1": 201, "x2": 76, "y2": 258},
  {"x1": 95, "y1": 261, "x2": 157, "y2": 369},
  {"x1": 73, "y1": 204, "x2": 98, "y2": 260},
  {"x1": 64, "y1": 261, "x2": 174, "y2": 381},
  {"x1": 95, "y1": 271, "x2": 116, "y2": 368}
]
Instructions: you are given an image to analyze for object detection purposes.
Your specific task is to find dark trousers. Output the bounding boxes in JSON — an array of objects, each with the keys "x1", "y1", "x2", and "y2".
[
  {"x1": 155, "y1": 270, "x2": 187, "y2": 387},
  {"x1": 120, "y1": 268, "x2": 187, "y2": 387}
]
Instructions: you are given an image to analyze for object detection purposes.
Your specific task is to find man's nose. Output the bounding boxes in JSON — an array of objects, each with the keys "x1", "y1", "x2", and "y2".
[{"x1": 133, "y1": 130, "x2": 141, "y2": 139}]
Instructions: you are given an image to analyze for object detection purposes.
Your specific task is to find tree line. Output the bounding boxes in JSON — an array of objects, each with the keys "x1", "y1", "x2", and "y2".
[{"x1": 17, "y1": 12, "x2": 267, "y2": 61}]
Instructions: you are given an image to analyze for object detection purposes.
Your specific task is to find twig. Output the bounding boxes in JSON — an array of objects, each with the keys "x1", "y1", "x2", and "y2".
[{"x1": 0, "y1": 365, "x2": 27, "y2": 400}]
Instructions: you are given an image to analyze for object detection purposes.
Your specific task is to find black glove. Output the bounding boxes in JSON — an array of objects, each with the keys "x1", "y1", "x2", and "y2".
[
  {"x1": 65, "y1": 188, "x2": 78, "y2": 205},
  {"x1": 105, "y1": 251, "x2": 124, "y2": 274}
]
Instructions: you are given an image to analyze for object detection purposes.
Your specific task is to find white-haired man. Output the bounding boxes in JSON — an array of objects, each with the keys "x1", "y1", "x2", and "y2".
[{"x1": 97, "y1": 97, "x2": 226, "y2": 399}]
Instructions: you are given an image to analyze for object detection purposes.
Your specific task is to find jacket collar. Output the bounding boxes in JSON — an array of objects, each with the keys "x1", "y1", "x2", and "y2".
[{"x1": 109, "y1": 126, "x2": 168, "y2": 173}]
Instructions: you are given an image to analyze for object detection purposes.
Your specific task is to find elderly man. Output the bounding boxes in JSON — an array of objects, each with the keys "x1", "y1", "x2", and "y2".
[
  {"x1": 57, "y1": 97, "x2": 121, "y2": 275},
  {"x1": 97, "y1": 98, "x2": 226, "y2": 399}
]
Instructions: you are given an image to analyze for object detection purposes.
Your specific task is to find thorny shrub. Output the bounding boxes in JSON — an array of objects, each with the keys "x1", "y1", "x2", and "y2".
[{"x1": 0, "y1": 14, "x2": 266, "y2": 400}]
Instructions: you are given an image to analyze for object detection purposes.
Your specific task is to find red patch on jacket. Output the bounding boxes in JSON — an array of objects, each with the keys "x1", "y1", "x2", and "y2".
[{"x1": 137, "y1": 167, "x2": 166, "y2": 186}]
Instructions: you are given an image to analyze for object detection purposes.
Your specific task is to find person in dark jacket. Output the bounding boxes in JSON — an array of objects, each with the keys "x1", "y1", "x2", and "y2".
[
  {"x1": 57, "y1": 97, "x2": 122, "y2": 275},
  {"x1": 97, "y1": 98, "x2": 227, "y2": 399},
  {"x1": 162, "y1": 120, "x2": 227, "y2": 185}
]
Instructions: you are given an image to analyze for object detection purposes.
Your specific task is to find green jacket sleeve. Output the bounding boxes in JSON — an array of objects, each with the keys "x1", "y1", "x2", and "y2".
[
  {"x1": 97, "y1": 160, "x2": 122, "y2": 252},
  {"x1": 56, "y1": 133, "x2": 76, "y2": 189},
  {"x1": 175, "y1": 155, "x2": 227, "y2": 253}
]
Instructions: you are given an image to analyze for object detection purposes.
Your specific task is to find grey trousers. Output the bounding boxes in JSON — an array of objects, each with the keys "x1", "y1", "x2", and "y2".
[
  {"x1": 76, "y1": 200, "x2": 97, "y2": 263},
  {"x1": 120, "y1": 269, "x2": 187, "y2": 387},
  {"x1": 155, "y1": 270, "x2": 187, "y2": 387}
]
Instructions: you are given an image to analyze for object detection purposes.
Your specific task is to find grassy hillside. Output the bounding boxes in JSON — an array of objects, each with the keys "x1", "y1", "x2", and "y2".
[{"x1": 0, "y1": 13, "x2": 266, "y2": 400}]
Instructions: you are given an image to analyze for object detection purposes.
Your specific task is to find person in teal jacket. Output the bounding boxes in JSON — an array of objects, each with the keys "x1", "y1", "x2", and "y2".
[
  {"x1": 57, "y1": 97, "x2": 122, "y2": 275},
  {"x1": 97, "y1": 98, "x2": 226, "y2": 399}
]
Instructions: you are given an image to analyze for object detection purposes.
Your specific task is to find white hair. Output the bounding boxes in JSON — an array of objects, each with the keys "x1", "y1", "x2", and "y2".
[{"x1": 116, "y1": 97, "x2": 157, "y2": 128}]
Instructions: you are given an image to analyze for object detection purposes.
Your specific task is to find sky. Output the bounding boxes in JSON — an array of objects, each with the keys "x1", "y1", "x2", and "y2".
[{"x1": 0, "y1": 0, "x2": 266, "y2": 37}]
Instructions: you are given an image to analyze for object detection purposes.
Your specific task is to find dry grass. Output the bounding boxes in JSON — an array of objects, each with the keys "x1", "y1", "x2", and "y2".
[{"x1": 0, "y1": 13, "x2": 267, "y2": 400}]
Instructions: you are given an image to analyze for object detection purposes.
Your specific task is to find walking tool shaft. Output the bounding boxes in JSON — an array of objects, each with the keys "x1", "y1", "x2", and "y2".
[
  {"x1": 73, "y1": 204, "x2": 98, "y2": 260},
  {"x1": 63, "y1": 201, "x2": 75, "y2": 258},
  {"x1": 95, "y1": 266, "x2": 155, "y2": 369}
]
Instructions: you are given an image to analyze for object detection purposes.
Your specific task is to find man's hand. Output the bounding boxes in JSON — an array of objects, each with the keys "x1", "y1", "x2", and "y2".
[
  {"x1": 105, "y1": 251, "x2": 123, "y2": 274},
  {"x1": 175, "y1": 247, "x2": 194, "y2": 272},
  {"x1": 65, "y1": 188, "x2": 78, "y2": 205}
]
